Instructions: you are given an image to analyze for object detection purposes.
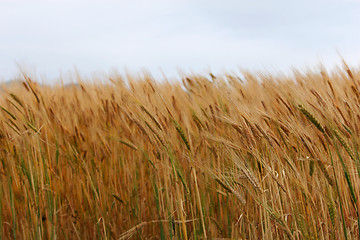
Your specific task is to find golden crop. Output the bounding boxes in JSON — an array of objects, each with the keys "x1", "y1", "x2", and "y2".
[{"x1": 0, "y1": 64, "x2": 359, "y2": 239}]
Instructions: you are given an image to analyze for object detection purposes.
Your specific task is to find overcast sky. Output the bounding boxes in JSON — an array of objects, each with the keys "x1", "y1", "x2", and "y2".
[{"x1": 1, "y1": 0, "x2": 360, "y2": 82}]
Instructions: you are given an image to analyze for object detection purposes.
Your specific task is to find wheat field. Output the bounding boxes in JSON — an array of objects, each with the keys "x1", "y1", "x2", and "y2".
[{"x1": 0, "y1": 63, "x2": 359, "y2": 239}]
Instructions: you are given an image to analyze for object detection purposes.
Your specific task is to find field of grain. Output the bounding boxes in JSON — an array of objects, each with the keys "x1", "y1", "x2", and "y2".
[{"x1": 0, "y1": 64, "x2": 359, "y2": 239}]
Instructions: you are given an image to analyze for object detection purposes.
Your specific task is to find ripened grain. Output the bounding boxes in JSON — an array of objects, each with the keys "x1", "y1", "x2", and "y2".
[{"x1": 0, "y1": 65, "x2": 359, "y2": 239}]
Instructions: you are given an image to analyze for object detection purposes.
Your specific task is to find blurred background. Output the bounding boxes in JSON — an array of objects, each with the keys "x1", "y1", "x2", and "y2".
[{"x1": 0, "y1": 0, "x2": 359, "y2": 83}]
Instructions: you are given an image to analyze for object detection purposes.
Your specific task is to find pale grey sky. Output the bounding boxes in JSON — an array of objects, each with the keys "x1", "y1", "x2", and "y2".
[{"x1": 0, "y1": 0, "x2": 359, "y2": 82}]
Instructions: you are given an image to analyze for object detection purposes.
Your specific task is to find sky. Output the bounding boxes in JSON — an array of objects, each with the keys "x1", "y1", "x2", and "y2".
[{"x1": 0, "y1": 0, "x2": 360, "y2": 83}]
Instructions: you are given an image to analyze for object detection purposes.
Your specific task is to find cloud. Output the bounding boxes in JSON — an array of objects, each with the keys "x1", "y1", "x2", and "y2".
[{"x1": 0, "y1": 0, "x2": 359, "y2": 81}]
